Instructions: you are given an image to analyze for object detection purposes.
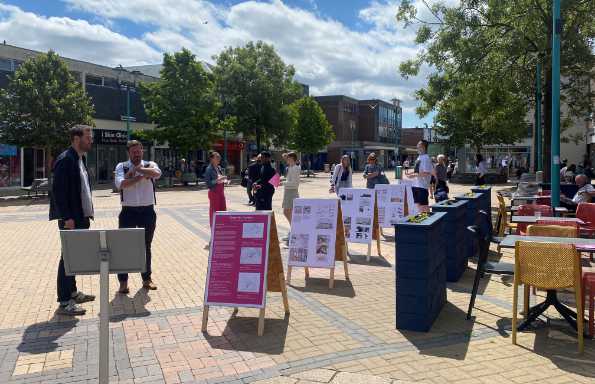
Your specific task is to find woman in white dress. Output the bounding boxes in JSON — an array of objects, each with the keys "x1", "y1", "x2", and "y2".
[{"x1": 282, "y1": 152, "x2": 301, "y2": 224}]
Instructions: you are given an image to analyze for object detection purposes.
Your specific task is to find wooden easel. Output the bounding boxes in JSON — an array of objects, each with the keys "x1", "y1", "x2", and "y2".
[
  {"x1": 287, "y1": 202, "x2": 349, "y2": 288},
  {"x1": 202, "y1": 213, "x2": 290, "y2": 337}
]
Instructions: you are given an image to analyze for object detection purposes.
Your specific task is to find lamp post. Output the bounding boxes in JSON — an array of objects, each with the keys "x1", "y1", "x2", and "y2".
[
  {"x1": 551, "y1": 0, "x2": 561, "y2": 208},
  {"x1": 350, "y1": 120, "x2": 356, "y2": 169},
  {"x1": 115, "y1": 65, "x2": 136, "y2": 140}
]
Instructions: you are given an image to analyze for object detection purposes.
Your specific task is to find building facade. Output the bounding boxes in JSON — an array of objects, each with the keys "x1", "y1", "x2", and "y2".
[
  {"x1": 0, "y1": 43, "x2": 160, "y2": 188},
  {"x1": 314, "y1": 95, "x2": 402, "y2": 170}
]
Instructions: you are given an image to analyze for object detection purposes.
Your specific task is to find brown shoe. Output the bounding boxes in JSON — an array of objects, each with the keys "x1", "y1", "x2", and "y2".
[
  {"x1": 143, "y1": 280, "x2": 157, "y2": 290},
  {"x1": 117, "y1": 282, "x2": 129, "y2": 294}
]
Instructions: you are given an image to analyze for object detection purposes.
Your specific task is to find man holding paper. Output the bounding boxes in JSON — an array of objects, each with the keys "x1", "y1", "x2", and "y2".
[{"x1": 252, "y1": 151, "x2": 276, "y2": 210}]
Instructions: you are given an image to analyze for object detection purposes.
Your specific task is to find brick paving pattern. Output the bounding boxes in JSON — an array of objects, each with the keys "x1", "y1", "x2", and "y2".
[{"x1": 0, "y1": 173, "x2": 593, "y2": 383}]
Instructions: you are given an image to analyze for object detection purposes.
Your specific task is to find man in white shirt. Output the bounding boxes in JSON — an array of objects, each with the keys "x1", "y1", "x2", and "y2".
[
  {"x1": 560, "y1": 174, "x2": 595, "y2": 211},
  {"x1": 114, "y1": 140, "x2": 162, "y2": 293},
  {"x1": 405, "y1": 140, "x2": 434, "y2": 212}
]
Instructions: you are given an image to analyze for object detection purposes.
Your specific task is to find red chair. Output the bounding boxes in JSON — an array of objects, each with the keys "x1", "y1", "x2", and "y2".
[
  {"x1": 536, "y1": 197, "x2": 551, "y2": 206},
  {"x1": 576, "y1": 203, "x2": 595, "y2": 238},
  {"x1": 516, "y1": 204, "x2": 553, "y2": 235},
  {"x1": 536, "y1": 219, "x2": 579, "y2": 231}
]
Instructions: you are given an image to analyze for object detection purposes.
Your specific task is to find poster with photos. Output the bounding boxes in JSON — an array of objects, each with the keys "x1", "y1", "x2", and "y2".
[
  {"x1": 288, "y1": 198, "x2": 338, "y2": 268},
  {"x1": 338, "y1": 188, "x2": 375, "y2": 244},
  {"x1": 375, "y1": 184, "x2": 409, "y2": 227},
  {"x1": 396, "y1": 180, "x2": 419, "y2": 216}
]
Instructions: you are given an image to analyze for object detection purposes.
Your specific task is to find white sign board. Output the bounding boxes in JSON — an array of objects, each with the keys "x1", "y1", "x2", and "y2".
[
  {"x1": 396, "y1": 180, "x2": 419, "y2": 216},
  {"x1": 289, "y1": 198, "x2": 338, "y2": 268},
  {"x1": 375, "y1": 184, "x2": 409, "y2": 227},
  {"x1": 339, "y1": 188, "x2": 375, "y2": 244}
]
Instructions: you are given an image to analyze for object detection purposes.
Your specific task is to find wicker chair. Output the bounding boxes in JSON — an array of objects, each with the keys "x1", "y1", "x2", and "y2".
[
  {"x1": 512, "y1": 241, "x2": 584, "y2": 353},
  {"x1": 496, "y1": 194, "x2": 517, "y2": 236},
  {"x1": 526, "y1": 224, "x2": 577, "y2": 238}
]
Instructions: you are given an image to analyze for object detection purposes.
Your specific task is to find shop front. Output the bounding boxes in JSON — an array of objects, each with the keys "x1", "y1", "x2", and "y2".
[
  {"x1": 87, "y1": 129, "x2": 129, "y2": 184},
  {"x1": 0, "y1": 144, "x2": 20, "y2": 188},
  {"x1": 212, "y1": 140, "x2": 244, "y2": 175}
]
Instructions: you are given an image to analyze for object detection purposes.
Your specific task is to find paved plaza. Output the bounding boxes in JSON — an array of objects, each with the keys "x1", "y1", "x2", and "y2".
[{"x1": 0, "y1": 173, "x2": 593, "y2": 384}]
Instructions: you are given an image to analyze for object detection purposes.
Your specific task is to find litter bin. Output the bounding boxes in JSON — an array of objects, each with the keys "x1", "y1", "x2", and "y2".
[{"x1": 395, "y1": 166, "x2": 402, "y2": 180}]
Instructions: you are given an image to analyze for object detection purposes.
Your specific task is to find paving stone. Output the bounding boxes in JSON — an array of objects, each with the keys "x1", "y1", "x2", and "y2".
[{"x1": 289, "y1": 369, "x2": 336, "y2": 383}]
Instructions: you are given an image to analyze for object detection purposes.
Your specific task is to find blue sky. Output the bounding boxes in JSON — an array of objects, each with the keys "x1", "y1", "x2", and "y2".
[{"x1": 0, "y1": 0, "x2": 439, "y2": 127}]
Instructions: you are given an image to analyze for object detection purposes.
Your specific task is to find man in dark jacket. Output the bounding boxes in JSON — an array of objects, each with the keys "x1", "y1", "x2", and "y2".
[
  {"x1": 252, "y1": 151, "x2": 276, "y2": 210},
  {"x1": 49, "y1": 125, "x2": 96, "y2": 315},
  {"x1": 246, "y1": 154, "x2": 261, "y2": 206}
]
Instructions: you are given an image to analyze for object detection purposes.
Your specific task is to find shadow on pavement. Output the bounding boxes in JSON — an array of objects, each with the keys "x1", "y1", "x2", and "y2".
[
  {"x1": 347, "y1": 254, "x2": 392, "y2": 268},
  {"x1": 290, "y1": 277, "x2": 356, "y2": 298},
  {"x1": 204, "y1": 312, "x2": 289, "y2": 355},
  {"x1": 109, "y1": 288, "x2": 152, "y2": 322},
  {"x1": 17, "y1": 315, "x2": 79, "y2": 354}
]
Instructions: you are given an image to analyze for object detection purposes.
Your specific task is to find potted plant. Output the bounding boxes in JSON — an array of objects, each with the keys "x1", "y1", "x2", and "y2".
[
  {"x1": 394, "y1": 211, "x2": 447, "y2": 332},
  {"x1": 431, "y1": 199, "x2": 469, "y2": 282}
]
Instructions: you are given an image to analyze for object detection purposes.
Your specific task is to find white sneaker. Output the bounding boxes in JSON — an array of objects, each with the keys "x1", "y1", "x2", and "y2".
[{"x1": 57, "y1": 300, "x2": 86, "y2": 316}]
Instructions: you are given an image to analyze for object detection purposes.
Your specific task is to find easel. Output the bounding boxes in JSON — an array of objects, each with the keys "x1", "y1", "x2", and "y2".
[
  {"x1": 202, "y1": 213, "x2": 290, "y2": 336},
  {"x1": 287, "y1": 201, "x2": 349, "y2": 288}
]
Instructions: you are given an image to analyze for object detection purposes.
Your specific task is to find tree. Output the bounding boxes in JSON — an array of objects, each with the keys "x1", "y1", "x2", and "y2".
[
  {"x1": 397, "y1": 0, "x2": 595, "y2": 178},
  {"x1": 213, "y1": 41, "x2": 303, "y2": 151},
  {"x1": 139, "y1": 48, "x2": 222, "y2": 154},
  {"x1": 289, "y1": 97, "x2": 335, "y2": 176},
  {"x1": 0, "y1": 50, "x2": 94, "y2": 177}
]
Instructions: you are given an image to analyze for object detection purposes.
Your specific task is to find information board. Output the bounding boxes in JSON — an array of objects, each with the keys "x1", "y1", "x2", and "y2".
[
  {"x1": 288, "y1": 198, "x2": 338, "y2": 268},
  {"x1": 204, "y1": 212, "x2": 270, "y2": 308},
  {"x1": 375, "y1": 184, "x2": 412, "y2": 228},
  {"x1": 339, "y1": 188, "x2": 375, "y2": 244},
  {"x1": 396, "y1": 180, "x2": 419, "y2": 216}
]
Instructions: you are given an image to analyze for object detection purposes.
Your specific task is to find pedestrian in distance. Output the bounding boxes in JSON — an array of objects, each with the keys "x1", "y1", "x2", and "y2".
[
  {"x1": 114, "y1": 140, "x2": 162, "y2": 293},
  {"x1": 404, "y1": 140, "x2": 434, "y2": 213},
  {"x1": 252, "y1": 151, "x2": 276, "y2": 210},
  {"x1": 363, "y1": 152, "x2": 387, "y2": 189},
  {"x1": 282, "y1": 152, "x2": 300, "y2": 224},
  {"x1": 246, "y1": 154, "x2": 261, "y2": 206},
  {"x1": 475, "y1": 153, "x2": 487, "y2": 185},
  {"x1": 204, "y1": 151, "x2": 228, "y2": 229},
  {"x1": 330, "y1": 155, "x2": 353, "y2": 195},
  {"x1": 49, "y1": 125, "x2": 96, "y2": 316}
]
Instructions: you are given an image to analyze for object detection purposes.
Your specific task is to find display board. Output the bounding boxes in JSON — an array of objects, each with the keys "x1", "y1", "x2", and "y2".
[
  {"x1": 202, "y1": 212, "x2": 289, "y2": 336},
  {"x1": 375, "y1": 184, "x2": 412, "y2": 228},
  {"x1": 396, "y1": 180, "x2": 419, "y2": 216},
  {"x1": 339, "y1": 188, "x2": 376, "y2": 244},
  {"x1": 287, "y1": 198, "x2": 349, "y2": 288}
]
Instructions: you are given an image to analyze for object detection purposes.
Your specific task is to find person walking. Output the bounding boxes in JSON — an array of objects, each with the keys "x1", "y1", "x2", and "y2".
[
  {"x1": 434, "y1": 154, "x2": 449, "y2": 201},
  {"x1": 246, "y1": 154, "x2": 261, "y2": 206},
  {"x1": 282, "y1": 152, "x2": 300, "y2": 224},
  {"x1": 114, "y1": 140, "x2": 162, "y2": 293},
  {"x1": 205, "y1": 151, "x2": 228, "y2": 228},
  {"x1": 363, "y1": 153, "x2": 383, "y2": 189},
  {"x1": 253, "y1": 151, "x2": 276, "y2": 210},
  {"x1": 475, "y1": 153, "x2": 487, "y2": 185},
  {"x1": 330, "y1": 155, "x2": 353, "y2": 195},
  {"x1": 49, "y1": 125, "x2": 96, "y2": 315},
  {"x1": 405, "y1": 140, "x2": 433, "y2": 212}
]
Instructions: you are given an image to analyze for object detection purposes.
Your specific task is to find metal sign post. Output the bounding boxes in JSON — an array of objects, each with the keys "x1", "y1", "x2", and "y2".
[{"x1": 98, "y1": 231, "x2": 110, "y2": 384}]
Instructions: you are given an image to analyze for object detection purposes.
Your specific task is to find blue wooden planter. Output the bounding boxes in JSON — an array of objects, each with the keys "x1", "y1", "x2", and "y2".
[
  {"x1": 395, "y1": 212, "x2": 447, "y2": 332},
  {"x1": 454, "y1": 193, "x2": 482, "y2": 260},
  {"x1": 471, "y1": 186, "x2": 492, "y2": 215},
  {"x1": 431, "y1": 199, "x2": 468, "y2": 282}
]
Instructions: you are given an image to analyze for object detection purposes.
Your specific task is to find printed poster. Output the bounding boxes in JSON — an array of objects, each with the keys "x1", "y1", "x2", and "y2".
[
  {"x1": 338, "y1": 188, "x2": 375, "y2": 244},
  {"x1": 375, "y1": 184, "x2": 408, "y2": 227},
  {"x1": 288, "y1": 199, "x2": 338, "y2": 268},
  {"x1": 204, "y1": 212, "x2": 270, "y2": 308},
  {"x1": 396, "y1": 180, "x2": 419, "y2": 216}
]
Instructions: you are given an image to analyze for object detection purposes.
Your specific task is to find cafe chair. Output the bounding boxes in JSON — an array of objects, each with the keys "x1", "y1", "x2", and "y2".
[
  {"x1": 512, "y1": 241, "x2": 584, "y2": 353},
  {"x1": 515, "y1": 204, "x2": 553, "y2": 235},
  {"x1": 466, "y1": 224, "x2": 513, "y2": 320},
  {"x1": 576, "y1": 203, "x2": 595, "y2": 238},
  {"x1": 526, "y1": 224, "x2": 578, "y2": 238},
  {"x1": 496, "y1": 194, "x2": 517, "y2": 236},
  {"x1": 535, "y1": 219, "x2": 579, "y2": 231}
]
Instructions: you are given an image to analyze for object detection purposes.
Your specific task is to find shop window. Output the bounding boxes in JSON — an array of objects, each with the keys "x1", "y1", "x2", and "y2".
[{"x1": 0, "y1": 58, "x2": 11, "y2": 72}]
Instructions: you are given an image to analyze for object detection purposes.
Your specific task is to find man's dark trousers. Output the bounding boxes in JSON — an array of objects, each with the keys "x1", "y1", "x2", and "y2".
[
  {"x1": 117, "y1": 206, "x2": 156, "y2": 282},
  {"x1": 57, "y1": 217, "x2": 90, "y2": 303},
  {"x1": 255, "y1": 191, "x2": 274, "y2": 210}
]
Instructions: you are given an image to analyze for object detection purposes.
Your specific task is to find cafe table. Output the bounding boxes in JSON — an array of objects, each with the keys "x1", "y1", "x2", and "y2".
[
  {"x1": 499, "y1": 235, "x2": 595, "y2": 332},
  {"x1": 510, "y1": 206, "x2": 568, "y2": 214},
  {"x1": 510, "y1": 216, "x2": 584, "y2": 224}
]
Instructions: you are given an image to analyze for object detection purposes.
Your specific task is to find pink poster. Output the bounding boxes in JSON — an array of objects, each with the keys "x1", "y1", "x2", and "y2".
[{"x1": 204, "y1": 212, "x2": 270, "y2": 308}]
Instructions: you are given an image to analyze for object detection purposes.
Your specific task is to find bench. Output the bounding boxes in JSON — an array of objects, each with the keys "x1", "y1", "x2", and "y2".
[{"x1": 21, "y1": 178, "x2": 49, "y2": 197}]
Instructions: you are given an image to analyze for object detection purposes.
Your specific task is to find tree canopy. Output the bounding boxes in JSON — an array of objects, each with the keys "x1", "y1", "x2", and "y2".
[
  {"x1": 139, "y1": 48, "x2": 221, "y2": 154},
  {"x1": 397, "y1": 0, "x2": 594, "y2": 157},
  {"x1": 0, "y1": 50, "x2": 94, "y2": 160},
  {"x1": 213, "y1": 41, "x2": 303, "y2": 151},
  {"x1": 289, "y1": 96, "x2": 335, "y2": 155}
]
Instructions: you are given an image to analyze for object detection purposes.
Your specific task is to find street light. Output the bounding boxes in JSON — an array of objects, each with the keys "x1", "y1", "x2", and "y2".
[
  {"x1": 350, "y1": 120, "x2": 356, "y2": 169},
  {"x1": 114, "y1": 65, "x2": 136, "y2": 140}
]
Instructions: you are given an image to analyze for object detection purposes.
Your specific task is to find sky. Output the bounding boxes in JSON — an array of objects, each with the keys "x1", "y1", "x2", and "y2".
[{"x1": 0, "y1": 0, "x2": 445, "y2": 127}]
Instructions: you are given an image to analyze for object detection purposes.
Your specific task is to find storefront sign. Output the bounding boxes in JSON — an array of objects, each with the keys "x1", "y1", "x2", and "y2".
[
  {"x1": 288, "y1": 199, "x2": 338, "y2": 268},
  {"x1": 0, "y1": 144, "x2": 17, "y2": 157},
  {"x1": 95, "y1": 129, "x2": 128, "y2": 145},
  {"x1": 204, "y1": 212, "x2": 270, "y2": 308},
  {"x1": 339, "y1": 188, "x2": 375, "y2": 244}
]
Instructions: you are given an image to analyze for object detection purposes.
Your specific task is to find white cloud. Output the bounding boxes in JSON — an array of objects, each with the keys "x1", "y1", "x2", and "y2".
[
  {"x1": 0, "y1": 3, "x2": 161, "y2": 66},
  {"x1": 3, "y1": 0, "x2": 452, "y2": 125}
]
